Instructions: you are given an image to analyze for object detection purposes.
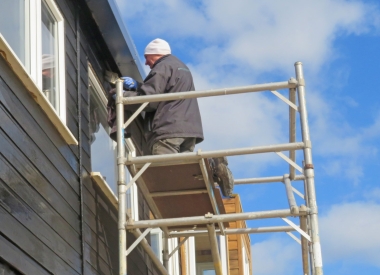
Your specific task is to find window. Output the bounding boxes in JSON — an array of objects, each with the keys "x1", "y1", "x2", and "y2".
[
  {"x1": 150, "y1": 228, "x2": 180, "y2": 275},
  {"x1": 194, "y1": 234, "x2": 227, "y2": 275},
  {"x1": 196, "y1": 263, "x2": 215, "y2": 275},
  {"x1": 150, "y1": 228, "x2": 163, "y2": 262},
  {"x1": 0, "y1": 0, "x2": 65, "y2": 121},
  {"x1": 88, "y1": 67, "x2": 138, "y2": 220},
  {"x1": 89, "y1": 76, "x2": 117, "y2": 191},
  {"x1": 0, "y1": 0, "x2": 29, "y2": 68}
]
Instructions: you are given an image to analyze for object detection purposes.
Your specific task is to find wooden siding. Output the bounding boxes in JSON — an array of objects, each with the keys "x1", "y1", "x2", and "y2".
[
  {"x1": 223, "y1": 195, "x2": 253, "y2": 275},
  {"x1": 0, "y1": 1, "x2": 154, "y2": 275}
]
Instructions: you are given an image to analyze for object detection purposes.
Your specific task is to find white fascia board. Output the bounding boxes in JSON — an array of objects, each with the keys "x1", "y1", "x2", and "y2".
[{"x1": 85, "y1": 0, "x2": 146, "y2": 81}]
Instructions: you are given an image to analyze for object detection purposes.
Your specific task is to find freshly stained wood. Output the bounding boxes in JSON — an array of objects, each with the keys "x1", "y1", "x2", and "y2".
[{"x1": 223, "y1": 195, "x2": 253, "y2": 275}]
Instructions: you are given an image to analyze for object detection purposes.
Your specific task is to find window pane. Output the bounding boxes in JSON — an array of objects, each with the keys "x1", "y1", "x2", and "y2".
[
  {"x1": 150, "y1": 233, "x2": 161, "y2": 259},
  {"x1": 89, "y1": 85, "x2": 118, "y2": 194},
  {"x1": 203, "y1": 270, "x2": 216, "y2": 275},
  {"x1": 0, "y1": 0, "x2": 28, "y2": 69},
  {"x1": 41, "y1": 0, "x2": 59, "y2": 111}
]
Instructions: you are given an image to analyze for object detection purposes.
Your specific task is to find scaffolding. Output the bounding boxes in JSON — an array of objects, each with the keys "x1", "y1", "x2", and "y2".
[{"x1": 114, "y1": 62, "x2": 324, "y2": 275}]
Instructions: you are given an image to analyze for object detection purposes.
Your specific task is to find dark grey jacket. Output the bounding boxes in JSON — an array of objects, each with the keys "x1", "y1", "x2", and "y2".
[{"x1": 136, "y1": 55, "x2": 204, "y2": 149}]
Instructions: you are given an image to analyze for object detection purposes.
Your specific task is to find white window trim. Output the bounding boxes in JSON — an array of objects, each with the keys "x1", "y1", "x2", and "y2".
[
  {"x1": 219, "y1": 235, "x2": 228, "y2": 275},
  {"x1": 88, "y1": 66, "x2": 107, "y2": 105},
  {"x1": 168, "y1": 237, "x2": 180, "y2": 275},
  {"x1": 90, "y1": 172, "x2": 118, "y2": 209},
  {"x1": 88, "y1": 66, "x2": 139, "y2": 221},
  {"x1": 0, "y1": 0, "x2": 70, "y2": 142},
  {"x1": 185, "y1": 236, "x2": 197, "y2": 275},
  {"x1": 150, "y1": 228, "x2": 163, "y2": 262},
  {"x1": 125, "y1": 138, "x2": 139, "y2": 220},
  {"x1": 242, "y1": 245, "x2": 250, "y2": 275},
  {"x1": 30, "y1": 0, "x2": 66, "y2": 121},
  {"x1": 0, "y1": 34, "x2": 77, "y2": 145},
  {"x1": 149, "y1": 229, "x2": 180, "y2": 275}
]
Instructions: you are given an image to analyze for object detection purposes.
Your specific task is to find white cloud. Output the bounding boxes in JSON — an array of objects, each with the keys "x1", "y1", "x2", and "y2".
[
  {"x1": 363, "y1": 187, "x2": 380, "y2": 201},
  {"x1": 118, "y1": 0, "x2": 379, "y2": 76},
  {"x1": 116, "y1": 0, "x2": 380, "y2": 181},
  {"x1": 319, "y1": 201, "x2": 380, "y2": 267},
  {"x1": 251, "y1": 237, "x2": 300, "y2": 275},
  {"x1": 249, "y1": 201, "x2": 380, "y2": 275}
]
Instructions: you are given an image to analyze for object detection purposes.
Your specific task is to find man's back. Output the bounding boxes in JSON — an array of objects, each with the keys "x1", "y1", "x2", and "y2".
[{"x1": 141, "y1": 54, "x2": 204, "y2": 150}]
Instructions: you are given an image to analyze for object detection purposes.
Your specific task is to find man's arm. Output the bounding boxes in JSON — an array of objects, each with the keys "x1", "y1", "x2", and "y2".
[
  {"x1": 122, "y1": 64, "x2": 169, "y2": 112},
  {"x1": 138, "y1": 70, "x2": 168, "y2": 111}
]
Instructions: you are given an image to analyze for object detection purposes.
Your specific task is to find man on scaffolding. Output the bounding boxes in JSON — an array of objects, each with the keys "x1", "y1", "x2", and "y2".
[{"x1": 120, "y1": 38, "x2": 204, "y2": 155}]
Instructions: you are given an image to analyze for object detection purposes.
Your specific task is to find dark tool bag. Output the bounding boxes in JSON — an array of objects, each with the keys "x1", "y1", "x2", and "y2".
[{"x1": 209, "y1": 157, "x2": 234, "y2": 197}]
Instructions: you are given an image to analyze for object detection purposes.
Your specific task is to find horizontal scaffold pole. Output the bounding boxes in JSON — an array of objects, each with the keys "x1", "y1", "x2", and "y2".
[
  {"x1": 126, "y1": 208, "x2": 308, "y2": 229},
  {"x1": 234, "y1": 174, "x2": 305, "y2": 185},
  {"x1": 130, "y1": 229, "x2": 169, "y2": 275},
  {"x1": 124, "y1": 142, "x2": 305, "y2": 165},
  {"x1": 168, "y1": 226, "x2": 296, "y2": 238},
  {"x1": 123, "y1": 79, "x2": 298, "y2": 105}
]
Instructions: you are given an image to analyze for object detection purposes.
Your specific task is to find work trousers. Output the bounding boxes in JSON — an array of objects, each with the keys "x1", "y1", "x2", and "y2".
[{"x1": 151, "y1": 137, "x2": 196, "y2": 155}]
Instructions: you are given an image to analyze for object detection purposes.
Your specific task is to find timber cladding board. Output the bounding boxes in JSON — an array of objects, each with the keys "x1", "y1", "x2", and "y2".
[
  {"x1": 0, "y1": 116, "x2": 80, "y2": 214},
  {"x1": 0, "y1": 130, "x2": 80, "y2": 226},
  {"x1": 0, "y1": 203, "x2": 80, "y2": 275},
  {"x1": 82, "y1": 177, "x2": 153, "y2": 275},
  {"x1": 0, "y1": 259, "x2": 23, "y2": 275},
  {"x1": 66, "y1": 72, "x2": 78, "y2": 104},
  {"x1": 67, "y1": 91, "x2": 79, "y2": 122},
  {"x1": 224, "y1": 203, "x2": 237, "y2": 213},
  {"x1": 84, "y1": 243, "x2": 116, "y2": 275},
  {"x1": 0, "y1": 177, "x2": 81, "y2": 269},
  {"x1": 65, "y1": 35, "x2": 77, "y2": 70},
  {"x1": 223, "y1": 195, "x2": 252, "y2": 275},
  {"x1": 66, "y1": 55, "x2": 78, "y2": 90},
  {"x1": 0, "y1": 234, "x2": 51, "y2": 275},
  {"x1": 229, "y1": 249, "x2": 239, "y2": 260},
  {"x1": 0, "y1": 103, "x2": 80, "y2": 198},
  {"x1": 0, "y1": 156, "x2": 81, "y2": 250},
  {"x1": 1, "y1": 0, "x2": 156, "y2": 274},
  {"x1": 55, "y1": 0, "x2": 76, "y2": 32},
  {"x1": 83, "y1": 222, "x2": 115, "y2": 267},
  {"x1": 0, "y1": 75, "x2": 79, "y2": 173}
]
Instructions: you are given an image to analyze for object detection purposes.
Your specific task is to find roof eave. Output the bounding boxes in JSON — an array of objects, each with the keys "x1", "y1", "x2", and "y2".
[{"x1": 85, "y1": 0, "x2": 146, "y2": 81}]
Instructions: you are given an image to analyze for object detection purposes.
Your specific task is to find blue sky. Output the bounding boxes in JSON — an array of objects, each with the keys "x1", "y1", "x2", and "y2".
[{"x1": 115, "y1": 0, "x2": 380, "y2": 274}]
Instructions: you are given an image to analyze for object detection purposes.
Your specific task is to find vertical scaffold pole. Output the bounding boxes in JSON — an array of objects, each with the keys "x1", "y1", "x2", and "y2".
[
  {"x1": 300, "y1": 215, "x2": 310, "y2": 275},
  {"x1": 116, "y1": 79, "x2": 127, "y2": 275},
  {"x1": 289, "y1": 87, "x2": 297, "y2": 180},
  {"x1": 295, "y1": 62, "x2": 323, "y2": 275},
  {"x1": 163, "y1": 233, "x2": 169, "y2": 270},
  {"x1": 207, "y1": 224, "x2": 223, "y2": 275}
]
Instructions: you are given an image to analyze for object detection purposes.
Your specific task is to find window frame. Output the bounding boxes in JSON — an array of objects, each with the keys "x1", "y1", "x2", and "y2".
[
  {"x1": 196, "y1": 262, "x2": 215, "y2": 275},
  {"x1": 1, "y1": 0, "x2": 66, "y2": 122},
  {"x1": 149, "y1": 228, "x2": 180, "y2": 275},
  {"x1": 150, "y1": 228, "x2": 163, "y2": 263},
  {"x1": 88, "y1": 66, "x2": 139, "y2": 220}
]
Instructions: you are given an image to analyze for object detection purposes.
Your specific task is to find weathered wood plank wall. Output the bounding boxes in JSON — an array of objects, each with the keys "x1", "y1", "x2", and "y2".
[{"x1": 0, "y1": 0, "x2": 154, "y2": 274}]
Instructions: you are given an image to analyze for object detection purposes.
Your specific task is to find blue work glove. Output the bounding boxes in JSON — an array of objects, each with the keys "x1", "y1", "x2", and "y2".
[{"x1": 121, "y1": 77, "x2": 137, "y2": 90}]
